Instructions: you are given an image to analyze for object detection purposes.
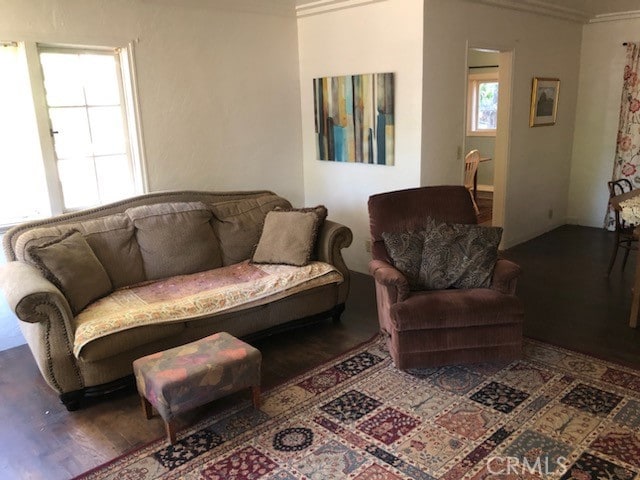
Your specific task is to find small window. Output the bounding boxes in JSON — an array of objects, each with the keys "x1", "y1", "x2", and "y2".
[{"x1": 467, "y1": 73, "x2": 498, "y2": 136}]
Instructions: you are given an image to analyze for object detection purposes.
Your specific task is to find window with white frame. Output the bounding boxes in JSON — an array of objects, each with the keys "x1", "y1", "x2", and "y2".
[
  {"x1": 0, "y1": 41, "x2": 145, "y2": 228},
  {"x1": 467, "y1": 72, "x2": 499, "y2": 136}
]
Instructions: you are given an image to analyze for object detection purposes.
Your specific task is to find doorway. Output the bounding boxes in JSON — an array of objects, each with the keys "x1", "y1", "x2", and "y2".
[{"x1": 464, "y1": 46, "x2": 513, "y2": 236}]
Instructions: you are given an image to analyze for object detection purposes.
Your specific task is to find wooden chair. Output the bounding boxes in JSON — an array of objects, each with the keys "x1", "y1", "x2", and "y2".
[
  {"x1": 607, "y1": 178, "x2": 638, "y2": 276},
  {"x1": 464, "y1": 150, "x2": 481, "y2": 215}
]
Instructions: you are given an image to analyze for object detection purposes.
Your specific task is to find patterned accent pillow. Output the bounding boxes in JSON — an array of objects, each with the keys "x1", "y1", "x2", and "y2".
[
  {"x1": 420, "y1": 222, "x2": 503, "y2": 290},
  {"x1": 381, "y1": 230, "x2": 425, "y2": 289}
]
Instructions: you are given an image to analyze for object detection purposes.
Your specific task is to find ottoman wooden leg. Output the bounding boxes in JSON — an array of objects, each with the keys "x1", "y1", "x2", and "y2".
[
  {"x1": 251, "y1": 385, "x2": 261, "y2": 408},
  {"x1": 165, "y1": 419, "x2": 177, "y2": 445},
  {"x1": 141, "y1": 396, "x2": 153, "y2": 419}
]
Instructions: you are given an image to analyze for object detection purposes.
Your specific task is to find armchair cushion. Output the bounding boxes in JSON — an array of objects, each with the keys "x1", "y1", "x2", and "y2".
[
  {"x1": 421, "y1": 223, "x2": 502, "y2": 290},
  {"x1": 27, "y1": 230, "x2": 112, "y2": 314}
]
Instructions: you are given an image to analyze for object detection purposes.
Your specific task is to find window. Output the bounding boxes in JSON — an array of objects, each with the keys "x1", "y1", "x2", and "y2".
[
  {"x1": 0, "y1": 42, "x2": 145, "y2": 228},
  {"x1": 467, "y1": 73, "x2": 499, "y2": 136}
]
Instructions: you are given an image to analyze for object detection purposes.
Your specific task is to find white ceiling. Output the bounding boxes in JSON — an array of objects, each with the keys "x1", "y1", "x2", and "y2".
[{"x1": 294, "y1": 0, "x2": 640, "y2": 21}]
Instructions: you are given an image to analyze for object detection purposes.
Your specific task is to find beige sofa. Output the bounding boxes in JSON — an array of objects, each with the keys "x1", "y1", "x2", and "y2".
[{"x1": 0, "y1": 190, "x2": 352, "y2": 410}]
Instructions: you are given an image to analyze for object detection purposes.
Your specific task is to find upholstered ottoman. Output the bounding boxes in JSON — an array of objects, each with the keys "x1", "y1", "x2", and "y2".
[{"x1": 133, "y1": 332, "x2": 261, "y2": 444}]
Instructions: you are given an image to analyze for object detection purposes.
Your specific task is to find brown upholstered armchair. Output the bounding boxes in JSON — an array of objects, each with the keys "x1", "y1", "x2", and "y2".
[{"x1": 368, "y1": 186, "x2": 524, "y2": 369}]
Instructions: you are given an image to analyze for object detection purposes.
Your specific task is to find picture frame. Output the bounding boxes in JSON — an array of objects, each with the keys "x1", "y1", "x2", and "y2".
[{"x1": 529, "y1": 77, "x2": 560, "y2": 127}]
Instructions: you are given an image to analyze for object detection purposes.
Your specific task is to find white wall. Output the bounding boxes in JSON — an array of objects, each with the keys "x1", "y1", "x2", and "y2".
[
  {"x1": 422, "y1": 0, "x2": 583, "y2": 247},
  {"x1": 0, "y1": 0, "x2": 305, "y2": 205},
  {"x1": 567, "y1": 18, "x2": 638, "y2": 227},
  {"x1": 297, "y1": 0, "x2": 424, "y2": 273}
]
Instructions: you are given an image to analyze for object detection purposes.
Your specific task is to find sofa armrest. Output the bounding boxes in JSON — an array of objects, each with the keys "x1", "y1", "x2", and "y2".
[
  {"x1": 0, "y1": 261, "x2": 82, "y2": 395},
  {"x1": 0, "y1": 262, "x2": 73, "y2": 322},
  {"x1": 491, "y1": 258, "x2": 522, "y2": 295},
  {"x1": 316, "y1": 220, "x2": 353, "y2": 304},
  {"x1": 369, "y1": 259, "x2": 410, "y2": 303}
]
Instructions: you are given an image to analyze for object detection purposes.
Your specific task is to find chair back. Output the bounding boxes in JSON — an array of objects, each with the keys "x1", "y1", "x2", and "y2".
[
  {"x1": 464, "y1": 150, "x2": 481, "y2": 190},
  {"x1": 368, "y1": 186, "x2": 477, "y2": 262},
  {"x1": 608, "y1": 178, "x2": 634, "y2": 231}
]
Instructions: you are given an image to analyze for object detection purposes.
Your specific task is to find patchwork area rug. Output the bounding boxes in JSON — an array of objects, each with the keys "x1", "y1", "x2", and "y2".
[{"x1": 77, "y1": 336, "x2": 640, "y2": 479}]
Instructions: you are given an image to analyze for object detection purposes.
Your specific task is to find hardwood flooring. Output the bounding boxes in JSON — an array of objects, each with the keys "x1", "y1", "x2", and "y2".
[{"x1": 0, "y1": 225, "x2": 639, "y2": 479}]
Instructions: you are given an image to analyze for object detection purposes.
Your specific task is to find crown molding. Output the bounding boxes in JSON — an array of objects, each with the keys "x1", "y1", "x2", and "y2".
[
  {"x1": 589, "y1": 10, "x2": 640, "y2": 23},
  {"x1": 296, "y1": 0, "x2": 387, "y2": 17},
  {"x1": 466, "y1": 0, "x2": 590, "y2": 23}
]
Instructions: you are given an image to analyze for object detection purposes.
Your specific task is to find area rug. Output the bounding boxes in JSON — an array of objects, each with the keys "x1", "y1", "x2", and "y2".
[{"x1": 76, "y1": 336, "x2": 640, "y2": 480}]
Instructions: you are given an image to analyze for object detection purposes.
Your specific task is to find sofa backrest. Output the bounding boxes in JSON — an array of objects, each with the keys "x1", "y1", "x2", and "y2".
[{"x1": 4, "y1": 190, "x2": 292, "y2": 288}]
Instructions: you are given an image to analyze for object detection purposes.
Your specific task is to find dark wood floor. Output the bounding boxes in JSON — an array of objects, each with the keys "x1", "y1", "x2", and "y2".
[{"x1": 0, "y1": 225, "x2": 639, "y2": 479}]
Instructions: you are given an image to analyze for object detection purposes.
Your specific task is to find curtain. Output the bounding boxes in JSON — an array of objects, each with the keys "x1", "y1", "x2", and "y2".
[{"x1": 606, "y1": 42, "x2": 640, "y2": 230}]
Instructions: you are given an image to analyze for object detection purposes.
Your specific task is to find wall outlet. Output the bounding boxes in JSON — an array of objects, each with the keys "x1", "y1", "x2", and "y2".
[{"x1": 364, "y1": 239, "x2": 372, "y2": 253}]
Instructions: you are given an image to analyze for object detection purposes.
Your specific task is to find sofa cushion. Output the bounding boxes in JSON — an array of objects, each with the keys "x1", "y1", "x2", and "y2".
[
  {"x1": 28, "y1": 230, "x2": 113, "y2": 314},
  {"x1": 14, "y1": 214, "x2": 146, "y2": 288},
  {"x1": 420, "y1": 222, "x2": 502, "y2": 290},
  {"x1": 252, "y1": 210, "x2": 320, "y2": 266},
  {"x1": 126, "y1": 202, "x2": 222, "y2": 280},
  {"x1": 210, "y1": 194, "x2": 291, "y2": 266}
]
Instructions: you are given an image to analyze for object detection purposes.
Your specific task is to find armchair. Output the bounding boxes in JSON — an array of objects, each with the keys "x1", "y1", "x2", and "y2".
[{"x1": 368, "y1": 186, "x2": 524, "y2": 369}]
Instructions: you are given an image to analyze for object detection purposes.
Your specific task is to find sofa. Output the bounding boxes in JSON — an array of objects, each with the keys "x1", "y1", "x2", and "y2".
[{"x1": 0, "y1": 190, "x2": 352, "y2": 410}]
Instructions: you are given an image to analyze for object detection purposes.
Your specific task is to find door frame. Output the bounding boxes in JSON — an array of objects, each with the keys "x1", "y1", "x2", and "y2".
[{"x1": 463, "y1": 44, "x2": 514, "y2": 246}]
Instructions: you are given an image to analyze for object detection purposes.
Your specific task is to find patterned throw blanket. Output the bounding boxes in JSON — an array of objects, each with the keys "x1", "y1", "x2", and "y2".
[{"x1": 73, "y1": 261, "x2": 342, "y2": 357}]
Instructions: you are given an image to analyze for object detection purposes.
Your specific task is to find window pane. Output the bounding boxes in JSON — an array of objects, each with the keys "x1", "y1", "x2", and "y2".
[
  {"x1": 82, "y1": 55, "x2": 120, "y2": 106},
  {"x1": 57, "y1": 158, "x2": 99, "y2": 209},
  {"x1": 0, "y1": 44, "x2": 50, "y2": 225},
  {"x1": 477, "y1": 82, "x2": 498, "y2": 130},
  {"x1": 95, "y1": 155, "x2": 135, "y2": 203},
  {"x1": 40, "y1": 53, "x2": 85, "y2": 107},
  {"x1": 49, "y1": 107, "x2": 92, "y2": 158},
  {"x1": 88, "y1": 106, "x2": 126, "y2": 156}
]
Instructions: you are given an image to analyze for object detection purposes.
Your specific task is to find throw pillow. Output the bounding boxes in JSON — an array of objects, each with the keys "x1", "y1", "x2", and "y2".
[
  {"x1": 420, "y1": 222, "x2": 503, "y2": 290},
  {"x1": 126, "y1": 202, "x2": 222, "y2": 280},
  {"x1": 251, "y1": 210, "x2": 320, "y2": 266},
  {"x1": 274, "y1": 205, "x2": 328, "y2": 259},
  {"x1": 28, "y1": 230, "x2": 113, "y2": 314},
  {"x1": 381, "y1": 230, "x2": 425, "y2": 289}
]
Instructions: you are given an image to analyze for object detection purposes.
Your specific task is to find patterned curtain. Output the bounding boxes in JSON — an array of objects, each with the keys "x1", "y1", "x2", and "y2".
[{"x1": 606, "y1": 42, "x2": 640, "y2": 230}]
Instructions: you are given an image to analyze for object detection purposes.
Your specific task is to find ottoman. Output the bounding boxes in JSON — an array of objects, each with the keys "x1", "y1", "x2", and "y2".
[{"x1": 133, "y1": 332, "x2": 261, "y2": 444}]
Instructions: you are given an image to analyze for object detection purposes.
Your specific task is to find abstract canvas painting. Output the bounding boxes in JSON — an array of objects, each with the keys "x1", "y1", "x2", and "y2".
[{"x1": 313, "y1": 72, "x2": 394, "y2": 165}]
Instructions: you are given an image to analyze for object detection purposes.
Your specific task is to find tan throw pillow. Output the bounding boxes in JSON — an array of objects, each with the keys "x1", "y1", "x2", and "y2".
[
  {"x1": 251, "y1": 210, "x2": 319, "y2": 266},
  {"x1": 126, "y1": 202, "x2": 222, "y2": 280},
  {"x1": 210, "y1": 195, "x2": 291, "y2": 265},
  {"x1": 28, "y1": 230, "x2": 113, "y2": 314},
  {"x1": 274, "y1": 205, "x2": 328, "y2": 260}
]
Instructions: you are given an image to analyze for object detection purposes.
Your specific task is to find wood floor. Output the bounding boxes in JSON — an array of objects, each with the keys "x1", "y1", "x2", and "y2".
[{"x1": 0, "y1": 225, "x2": 639, "y2": 479}]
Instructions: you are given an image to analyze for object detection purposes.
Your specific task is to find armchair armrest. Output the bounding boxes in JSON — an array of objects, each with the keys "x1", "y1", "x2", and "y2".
[
  {"x1": 369, "y1": 259, "x2": 410, "y2": 303},
  {"x1": 491, "y1": 258, "x2": 522, "y2": 295},
  {"x1": 316, "y1": 219, "x2": 353, "y2": 304}
]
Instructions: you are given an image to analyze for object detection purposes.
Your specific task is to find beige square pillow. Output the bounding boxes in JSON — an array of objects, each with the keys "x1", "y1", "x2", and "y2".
[
  {"x1": 251, "y1": 210, "x2": 320, "y2": 266},
  {"x1": 28, "y1": 230, "x2": 113, "y2": 314},
  {"x1": 126, "y1": 202, "x2": 222, "y2": 280}
]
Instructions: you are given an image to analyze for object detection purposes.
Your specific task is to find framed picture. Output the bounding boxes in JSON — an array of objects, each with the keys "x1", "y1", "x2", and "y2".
[
  {"x1": 529, "y1": 77, "x2": 560, "y2": 127},
  {"x1": 313, "y1": 72, "x2": 394, "y2": 165}
]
